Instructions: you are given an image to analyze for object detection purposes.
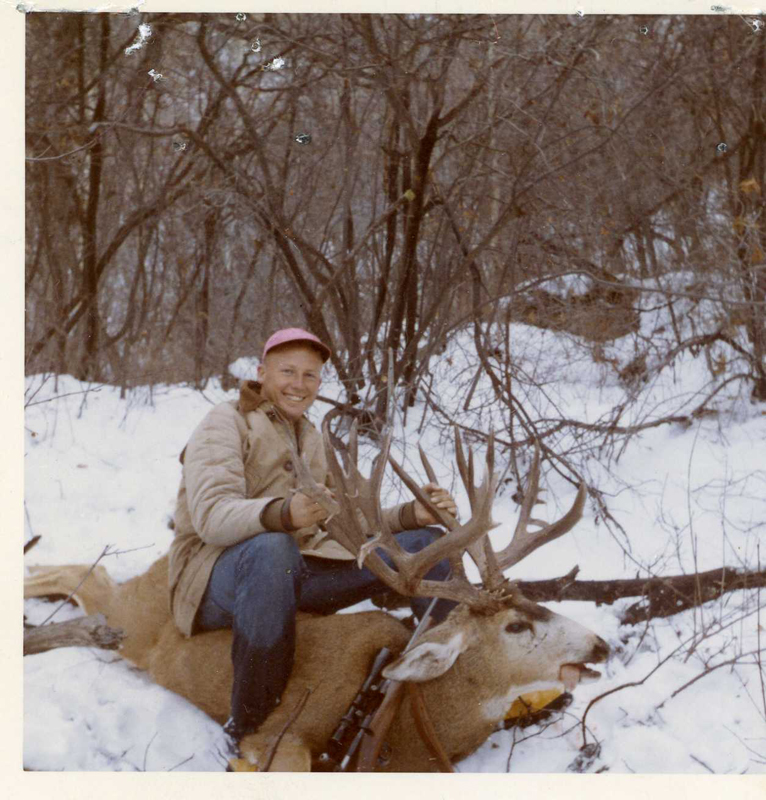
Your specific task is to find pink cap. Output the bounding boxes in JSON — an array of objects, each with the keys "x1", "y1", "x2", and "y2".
[{"x1": 262, "y1": 328, "x2": 331, "y2": 363}]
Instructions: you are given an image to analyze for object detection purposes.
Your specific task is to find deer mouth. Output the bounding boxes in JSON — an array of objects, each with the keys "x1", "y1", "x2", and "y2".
[{"x1": 559, "y1": 663, "x2": 603, "y2": 691}]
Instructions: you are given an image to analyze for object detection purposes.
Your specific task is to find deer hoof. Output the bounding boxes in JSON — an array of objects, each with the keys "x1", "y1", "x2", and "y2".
[{"x1": 227, "y1": 757, "x2": 259, "y2": 772}]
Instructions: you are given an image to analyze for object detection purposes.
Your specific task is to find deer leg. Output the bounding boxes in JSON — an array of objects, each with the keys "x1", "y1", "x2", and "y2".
[
  {"x1": 25, "y1": 565, "x2": 86, "y2": 598},
  {"x1": 24, "y1": 565, "x2": 115, "y2": 614},
  {"x1": 236, "y1": 732, "x2": 312, "y2": 772}
]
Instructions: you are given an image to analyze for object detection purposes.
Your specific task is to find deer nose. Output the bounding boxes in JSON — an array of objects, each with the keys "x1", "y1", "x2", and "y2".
[{"x1": 591, "y1": 637, "x2": 610, "y2": 662}]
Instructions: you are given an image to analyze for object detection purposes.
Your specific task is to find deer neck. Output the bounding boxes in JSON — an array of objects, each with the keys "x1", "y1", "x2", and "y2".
[{"x1": 386, "y1": 663, "x2": 499, "y2": 771}]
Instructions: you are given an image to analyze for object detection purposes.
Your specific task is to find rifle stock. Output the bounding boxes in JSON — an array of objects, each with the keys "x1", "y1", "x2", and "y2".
[
  {"x1": 353, "y1": 603, "x2": 437, "y2": 771},
  {"x1": 353, "y1": 679, "x2": 406, "y2": 771}
]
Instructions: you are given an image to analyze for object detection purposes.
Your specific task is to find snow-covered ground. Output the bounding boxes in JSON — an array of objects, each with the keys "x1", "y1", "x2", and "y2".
[{"x1": 21, "y1": 313, "x2": 766, "y2": 782}]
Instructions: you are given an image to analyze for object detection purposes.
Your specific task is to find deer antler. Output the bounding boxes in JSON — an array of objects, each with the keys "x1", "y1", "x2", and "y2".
[
  {"x1": 493, "y1": 444, "x2": 587, "y2": 574},
  {"x1": 392, "y1": 431, "x2": 586, "y2": 592},
  {"x1": 388, "y1": 429, "x2": 498, "y2": 589},
  {"x1": 318, "y1": 420, "x2": 505, "y2": 612},
  {"x1": 289, "y1": 414, "x2": 585, "y2": 613}
]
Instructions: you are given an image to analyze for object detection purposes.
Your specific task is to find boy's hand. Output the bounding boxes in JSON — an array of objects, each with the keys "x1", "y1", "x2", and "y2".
[{"x1": 413, "y1": 483, "x2": 458, "y2": 526}]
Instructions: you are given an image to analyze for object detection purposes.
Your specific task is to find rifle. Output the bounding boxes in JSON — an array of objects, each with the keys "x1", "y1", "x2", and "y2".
[
  {"x1": 314, "y1": 645, "x2": 393, "y2": 771},
  {"x1": 350, "y1": 676, "x2": 405, "y2": 771},
  {"x1": 352, "y1": 598, "x2": 438, "y2": 772},
  {"x1": 316, "y1": 597, "x2": 438, "y2": 772}
]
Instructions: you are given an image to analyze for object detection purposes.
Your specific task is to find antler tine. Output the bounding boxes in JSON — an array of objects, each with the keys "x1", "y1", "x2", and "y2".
[
  {"x1": 494, "y1": 443, "x2": 587, "y2": 572},
  {"x1": 415, "y1": 442, "x2": 471, "y2": 583},
  {"x1": 342, "y1": 420, "x2": 391, "y2": 506},
  {"x1": 322, "y1": 417, "x2": 408, "y2": 572},
  {"x1": 347, "y1": 428, "x2": 397, "y2": 567},
  {"x1": 342, "y1": 418, "x2": 391, "y2": 527},
  {"x1": 320, "y1": 375, "x2": 416, "y2": 579},
  {"x1": 283, "y1": 429, "x2": 341, "y2": 519},
  {"x1": 348, "y1": 418, "x2": 359, "y2": 471},
  {"x1": 418, "y1": 443, "x2": 438, "y2": 485},
  {"x1": 453, "y1": 428, "x2": 475, "y2": 508},
  {"x1": 370, "y1": 426, "x2": 392, "y2": 498},
  {"x1": 320, "y1": 419, "x2": 370, "y2": 556},
  {"x1": 413, "y1": 442, "x2": 471, "y2": 583},
  {"x1": 448, "y1": 428, "x2": 504, "y2": 589},
  {"x1": 389, "y1": 454, "x2": 453, "y2": 533},
  {"x1": 467, "y1": 431, "x2": 506, "y2": 590}
]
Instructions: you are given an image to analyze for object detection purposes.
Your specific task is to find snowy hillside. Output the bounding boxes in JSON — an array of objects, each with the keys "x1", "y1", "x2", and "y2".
[{"x1": 23, "y1": 315, "x2": 766, "y2": 777}]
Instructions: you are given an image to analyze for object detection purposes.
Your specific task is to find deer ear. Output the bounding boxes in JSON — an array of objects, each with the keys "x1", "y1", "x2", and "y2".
[{"x1": 382, "y1": 632, "x2": 467, "y2": 683}]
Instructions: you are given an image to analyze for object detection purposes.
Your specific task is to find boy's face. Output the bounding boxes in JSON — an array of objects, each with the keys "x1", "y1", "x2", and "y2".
[{"x1": 257, "y1": 344, "x2": 323, "y2": 422}]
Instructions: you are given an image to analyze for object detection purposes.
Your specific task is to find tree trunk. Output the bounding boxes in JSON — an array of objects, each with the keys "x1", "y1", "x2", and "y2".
[
  {"x1": 194, "y1": 208, "x2": 216, "y2": 389},
  {"x1": 733, "y1": 28, "x2": 766, "y2": 400},
  {"x1": 78, "y1": 15, "x2": 110, "y2": 382}
]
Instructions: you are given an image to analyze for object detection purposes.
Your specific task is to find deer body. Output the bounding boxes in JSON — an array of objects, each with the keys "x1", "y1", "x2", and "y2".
[{"x1": 25, "y1": 551, "x2": 608, "y2": 772}]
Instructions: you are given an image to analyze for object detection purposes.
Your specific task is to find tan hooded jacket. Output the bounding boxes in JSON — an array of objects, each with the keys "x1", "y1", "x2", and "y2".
[{"x1": 168, "y1": 381, "x2": 415, "y2": 636}]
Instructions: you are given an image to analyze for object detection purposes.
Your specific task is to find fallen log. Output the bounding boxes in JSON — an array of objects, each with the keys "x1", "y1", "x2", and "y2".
[
  {"x1": 373, "y1": 566, "x2": 766, "y2": 625},
  {"x1": 24, "y1": 613, "x2": 124, "y2": 656},
  {"x1": 517, "y1": 566, "x2": 766, "y2": 625}
]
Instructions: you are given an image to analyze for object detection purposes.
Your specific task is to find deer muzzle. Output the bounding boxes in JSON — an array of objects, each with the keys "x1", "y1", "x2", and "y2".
[{"x1": 558, "y1": 637, "x2": 610, "y2": 691}]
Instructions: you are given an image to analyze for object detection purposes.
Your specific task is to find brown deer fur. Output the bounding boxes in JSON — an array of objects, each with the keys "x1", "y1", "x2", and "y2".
[{"x1": 25, "y1": 552, "x2": 608, "y2": 772}]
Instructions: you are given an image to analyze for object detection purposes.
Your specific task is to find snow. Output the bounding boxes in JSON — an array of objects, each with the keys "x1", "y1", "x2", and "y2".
[
  {"x1": 21, "y1": 316, "x2": 766, "y2": 781},
  {"x1": 125, "y1": 24, "x2": 152, "y2": 56},
  {"x1": 24, "y1": 648, "x2": 230, "y2": 772},
  {"x1": 263, "y1": 56, "x2": 287, "y2": 71}
]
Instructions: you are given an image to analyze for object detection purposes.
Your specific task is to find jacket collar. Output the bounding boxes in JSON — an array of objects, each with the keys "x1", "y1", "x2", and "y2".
[
  {"x1": 238, "y1": 380, "x2": 308, "y2": 436},
  {"x1": 238, "y1": 380, "x2": 269, "y2": 415}
]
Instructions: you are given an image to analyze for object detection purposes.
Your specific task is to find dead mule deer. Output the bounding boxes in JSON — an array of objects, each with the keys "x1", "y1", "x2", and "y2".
[{"x1": 25, "y1": 424, "x2": 609, "y2": 772}]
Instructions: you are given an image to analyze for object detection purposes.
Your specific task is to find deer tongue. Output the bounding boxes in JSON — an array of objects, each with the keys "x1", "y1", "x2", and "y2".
[{"x1": 559, "y1": 663, "x2": 602, "y2": 691}]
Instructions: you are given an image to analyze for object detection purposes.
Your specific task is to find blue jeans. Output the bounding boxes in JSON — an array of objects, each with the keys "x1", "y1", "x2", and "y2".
[{"x1": 195, "y1": 528, "x2": 454, "y2": 736}]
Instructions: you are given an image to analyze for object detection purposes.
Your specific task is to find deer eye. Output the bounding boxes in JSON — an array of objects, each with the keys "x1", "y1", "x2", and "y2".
[{"x1": 505, "y1": 621, "x2": 533, "y2": 634}]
